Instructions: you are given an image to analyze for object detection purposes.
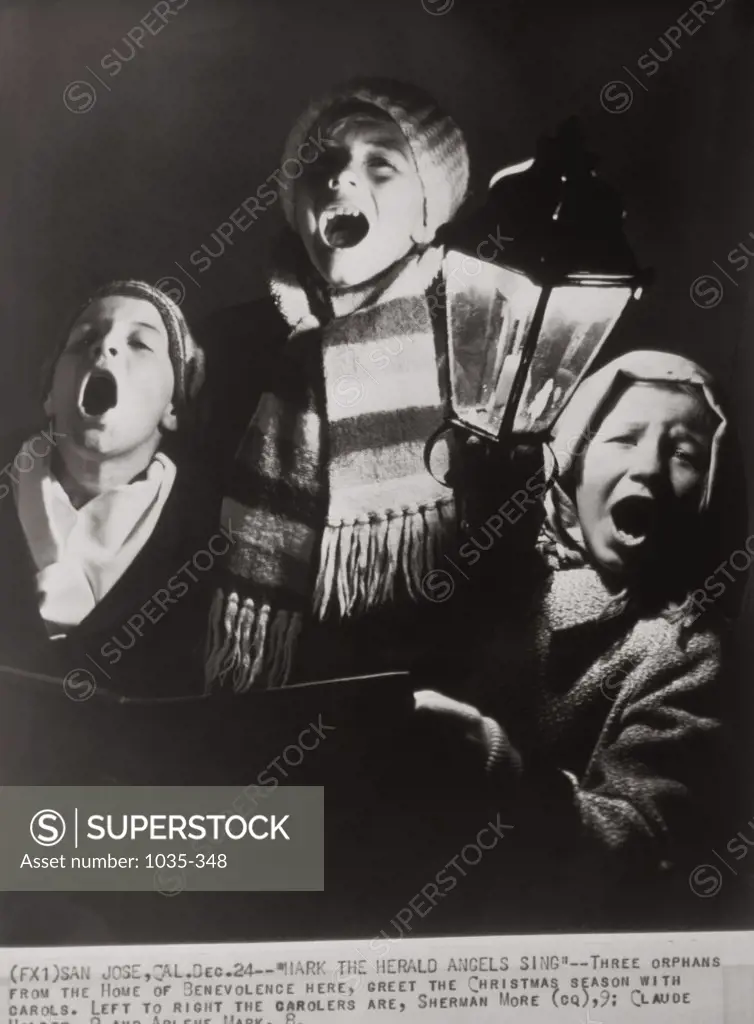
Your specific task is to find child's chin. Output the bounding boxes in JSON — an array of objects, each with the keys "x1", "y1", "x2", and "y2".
[
  {"x1": 602, "y1": 537, "x2": 658, "y2": 580},
  {"x1": 73, "y1": 422, "x2": 144, "y2": 458},
  {"x1": 316, "y1": 253, "x2": 373, "y2": 289},
  {"x1": 314, "y1": 244, "x2": 406, "y2": 290},
  {"x1": 590, "y1": 534, "x2": 635, "y2": 576},
  {"x1": 72, "y1": 429, "x2": 118, "y2": 456}
]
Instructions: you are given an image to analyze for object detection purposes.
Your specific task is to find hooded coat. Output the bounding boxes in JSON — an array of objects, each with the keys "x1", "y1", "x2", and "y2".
[{"x1": 458, "y1": 351, "x2": 746, "y2": 928}]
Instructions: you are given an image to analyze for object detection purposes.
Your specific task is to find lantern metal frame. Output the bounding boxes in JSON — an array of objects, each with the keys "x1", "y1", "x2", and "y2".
[{"x1": 435, "y1": 117, "x2": 652, "y2": 452}]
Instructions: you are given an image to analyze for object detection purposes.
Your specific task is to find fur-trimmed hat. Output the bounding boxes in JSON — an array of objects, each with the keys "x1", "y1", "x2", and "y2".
[
  {"x1": 43, "y1": 280, "x2": 205, "y2": 429},
  {"x1": 280, "y1": 77, "x2": 470, "y2": 243}
]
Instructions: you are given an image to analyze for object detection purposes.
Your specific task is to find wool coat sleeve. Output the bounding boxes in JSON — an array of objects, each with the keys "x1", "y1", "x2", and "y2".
[
  {"x1": 477, "y1": 593, "x2": 725, "y2": 872},
  {"x1": 192, "y1": 298, "x2": 286, "y2": 488},
  {"x1": 568, "y1": 624, "x2": 722, "y2": 862}
]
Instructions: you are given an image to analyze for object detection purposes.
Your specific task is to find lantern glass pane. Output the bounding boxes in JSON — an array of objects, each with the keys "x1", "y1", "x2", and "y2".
[
  {"x1": 445, "y1": 250, "x2": 541, "y2": 438},
  {"x1": 513, "y1": 284, "x2": 632, "y2": 435}
]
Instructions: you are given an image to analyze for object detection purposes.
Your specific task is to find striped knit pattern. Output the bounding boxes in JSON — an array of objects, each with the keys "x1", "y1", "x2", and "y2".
[
  {"x1": 205, "y1": 249, "x2": 456, "y2": 692},
  {"x1": 280, "y1": 78, "x2": 470, "y2": 242},
  {"x1": 315, "y1": 290, "x2": 456, "y2": 615}
]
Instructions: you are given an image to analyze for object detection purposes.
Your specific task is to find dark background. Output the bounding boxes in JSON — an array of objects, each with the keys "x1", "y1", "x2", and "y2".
[
  {"x1": 4, "y1": 0, "x2": 753, "y2": 408},
  {"x1": 3, "y1": 0, "x2": 754, "y2": 940}
]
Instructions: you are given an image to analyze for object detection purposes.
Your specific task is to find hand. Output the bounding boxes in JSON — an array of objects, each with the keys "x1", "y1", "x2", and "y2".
[{"x1": 413, "y1": 689, "x2": 515, "y2": 776}]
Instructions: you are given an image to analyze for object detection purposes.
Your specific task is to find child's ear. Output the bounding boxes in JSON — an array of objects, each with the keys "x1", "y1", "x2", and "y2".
[
  {"x1": 42, "y1": 393, "x2": 54, "y2": 418},
  {"x1": 160, "y1": 403, "x2": 178, "y2": 433}
]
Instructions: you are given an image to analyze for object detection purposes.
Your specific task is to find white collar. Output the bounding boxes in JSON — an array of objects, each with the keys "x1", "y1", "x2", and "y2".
[{"x1": 13, "y1": 440, "x2": 177, "y2": 636}]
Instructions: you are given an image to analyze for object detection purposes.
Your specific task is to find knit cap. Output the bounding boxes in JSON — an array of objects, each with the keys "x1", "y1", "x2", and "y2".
[
  {"x1": 44, "y1": 280, "x2": 205, "y2": 429},
  {"x1": 280, "y1": 77, "x2": 470, "y2": 243}
]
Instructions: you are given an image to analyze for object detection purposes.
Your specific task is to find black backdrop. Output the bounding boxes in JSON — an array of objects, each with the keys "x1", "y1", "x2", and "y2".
[
  {"x1": 3, "y1": 0, "x2": 754, "y2": 940},
  {"x1": 4, "y1": 0, "x2": 754, "y2": 414}
]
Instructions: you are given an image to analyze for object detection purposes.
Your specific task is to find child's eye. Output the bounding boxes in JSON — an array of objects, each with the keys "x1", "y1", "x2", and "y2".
[
  {"x1": 128, "y1": 336, "x2": 151, "y2": 351},
  {"x1": 605, "y1": 433, "x2": 637, "y2": 446},
  {"x1": 67, "y1": 328, "x2": 95, "y2": 349},
  {"x1": 368, "y1": 156, "x2": 397, "y2": 175},
  {"x1": 672, "y1": 447, "x2": 702, "y2": 469}
]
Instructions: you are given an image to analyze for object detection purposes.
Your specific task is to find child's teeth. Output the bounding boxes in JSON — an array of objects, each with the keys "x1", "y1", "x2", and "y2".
[{"x1": 321, "y1": 208, "x2": 370, "y2": 249}]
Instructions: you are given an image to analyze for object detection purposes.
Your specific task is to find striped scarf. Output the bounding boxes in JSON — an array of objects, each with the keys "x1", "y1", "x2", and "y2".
[{"x1": 206, "y1": 247, "x2": 457, "y2": 691}]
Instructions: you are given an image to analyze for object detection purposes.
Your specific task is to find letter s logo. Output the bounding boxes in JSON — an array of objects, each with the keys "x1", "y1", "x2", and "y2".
[
  {"x1": 30, "y1": 809, "x2": 66, "y2": 846},
  {"x1": 332, "y1": 375, "x2": 364, "y2": 408}
]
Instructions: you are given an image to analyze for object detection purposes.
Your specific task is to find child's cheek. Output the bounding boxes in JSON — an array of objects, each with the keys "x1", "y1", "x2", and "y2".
[
  {"x1": 53, "y1": 360, "x2": 76, "y2": 401},
  {"x1": 296, "y1": 179, "x2": 317, "y2": 215},
  {"x1": 393, "y1": 181, "x2": 424, "y2": 236},
  {"x1": 590, "y1": 444, "x2": 623, "y2": 490},
  {"x1": 671, "y1": 466, "x2": 705, "y2": 503}
]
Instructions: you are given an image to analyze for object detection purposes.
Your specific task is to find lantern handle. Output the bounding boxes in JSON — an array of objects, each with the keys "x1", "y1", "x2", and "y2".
[
  {"x1": 423, "y1": 422, "x2": 456, "y2": 489},
  {"x1": 425, "y1": 425, "x2": 562, "y2": 493}
]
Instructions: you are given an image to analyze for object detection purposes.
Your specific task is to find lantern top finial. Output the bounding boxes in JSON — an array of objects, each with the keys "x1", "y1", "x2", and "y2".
[{"x1": 442, "y1": 118, "x2": 649, "y2": 288}]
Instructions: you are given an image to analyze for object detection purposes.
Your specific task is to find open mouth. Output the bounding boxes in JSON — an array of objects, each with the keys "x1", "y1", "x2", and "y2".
[
  {"x1": 610, "y1": 495, "x2": 655, "y2": 547},
  {"x1": 318, "y1": 206, "x2": 370, "y2": 249},
  {"x1": 79, "y1": 370, "x2": 118, "y2": 417}
]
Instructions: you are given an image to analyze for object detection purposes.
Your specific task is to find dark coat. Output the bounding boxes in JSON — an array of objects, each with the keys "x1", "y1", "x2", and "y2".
[
  {"x1": 0, "y1": 431, "x2": 221, "y2": 700},
  {"x1": 194, "y1": 297, "x2": 286, "y2": 492},
  {"x1": 444, "y1": 558, "x2": 731, "y2": 932},
  {"x1": 0, "y1": 427, "x2": 424, "y2": 791},
  {"x1": 0, "y1": 431, "x2": 239, "y2": 787}
]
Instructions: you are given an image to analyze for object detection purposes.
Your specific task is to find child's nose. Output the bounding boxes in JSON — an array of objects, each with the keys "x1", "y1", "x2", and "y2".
[
  {"x1": 328, "y1": 162, "x2": 359, "y2": 193},
  {"x1": 91, "y1": 331, "x2": 123, "y2": 360},
  {"x1": 628, "y1": 439, "x2": 663, "y2": 485}
]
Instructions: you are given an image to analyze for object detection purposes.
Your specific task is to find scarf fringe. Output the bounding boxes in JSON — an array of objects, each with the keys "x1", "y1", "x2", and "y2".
[
  {"x1": 313, "y1": 501, "x2": 456, "y2": 619},
  {"x1": 211, "y1": 248, "x2": 456, "y2": 685},
  {"x1": 205, "y1": 588, "x2": 303, "y2": 692}
]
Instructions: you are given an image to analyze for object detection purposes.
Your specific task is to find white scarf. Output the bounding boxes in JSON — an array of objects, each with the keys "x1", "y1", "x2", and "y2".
[{"x1": 13, "y1": 439, "x2": 176, "y2": 637}]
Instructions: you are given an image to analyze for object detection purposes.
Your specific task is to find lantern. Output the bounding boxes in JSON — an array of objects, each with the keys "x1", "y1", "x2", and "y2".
[{"x1": 439, "y1": 118, "x2": 650, "y2": 447}]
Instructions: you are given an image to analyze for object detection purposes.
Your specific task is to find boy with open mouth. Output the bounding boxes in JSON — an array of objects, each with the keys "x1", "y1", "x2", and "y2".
[
  {"x1": 420, "y1": 350, "x2": 746, "y2": 926},
  {"x1": 554, "y1": 353, "x2": 722, "y2": 587},
  {"x1": 200, "y1": 78, "x2": 471, "y2": 692},
  {"x1": 0, "y1": 280, "x2": 213, "y2": 699},
  {"x1": 294, "y1": 99, "x2": 429, "y2": 291}
]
